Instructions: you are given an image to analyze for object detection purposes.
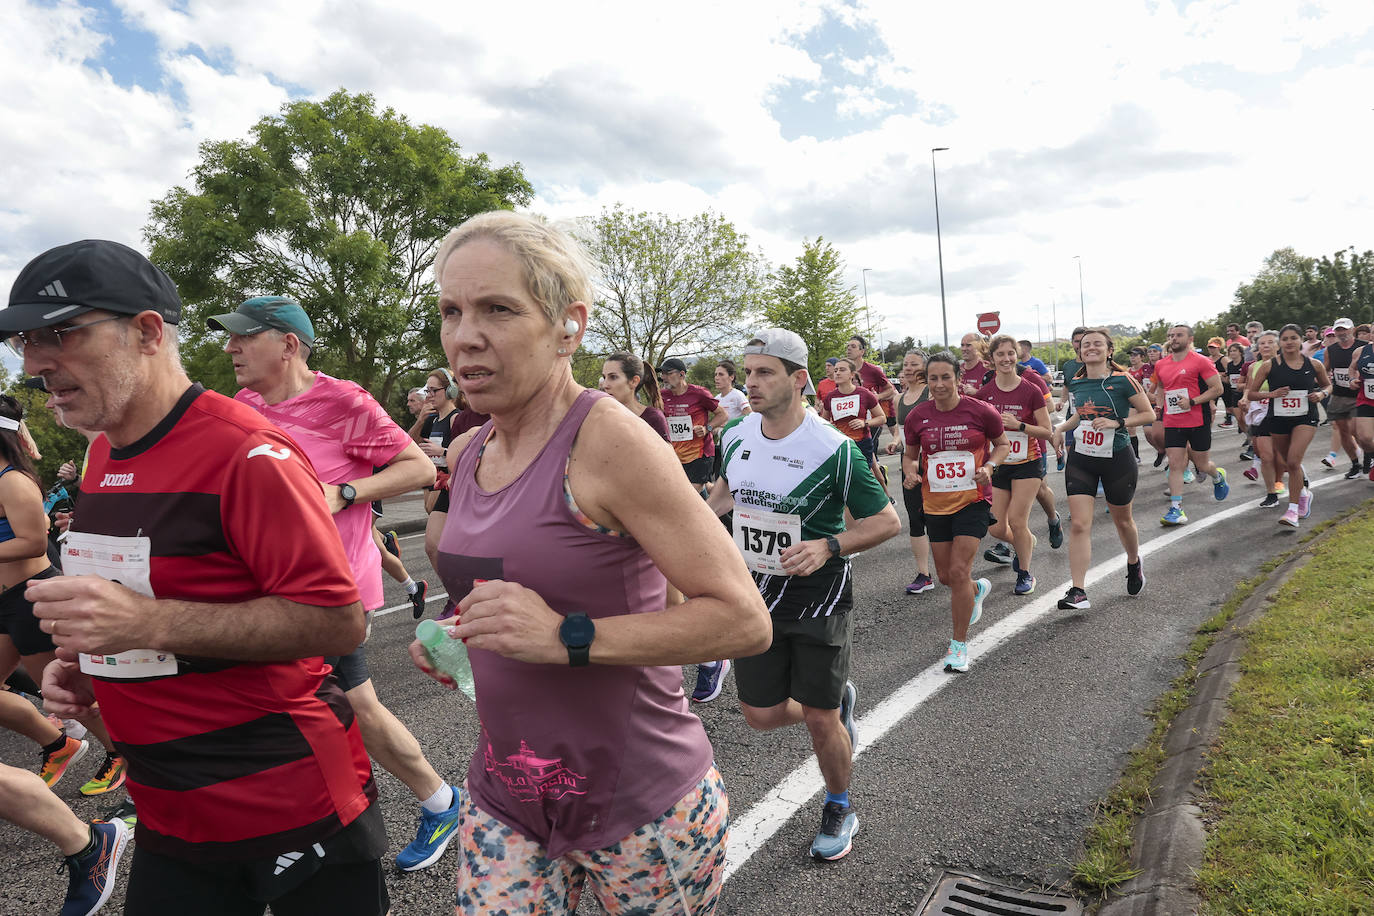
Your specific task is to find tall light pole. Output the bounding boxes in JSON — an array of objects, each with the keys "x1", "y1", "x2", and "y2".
[
  {"x1": 931, "y1": 147, "x2": 950, "y2": 349},
  {"x1": 1035, "y1": 302, "x2": 1041, "y2": 348},
  {"x1": 861, "y1": 268, "x2": 872, "y2": 339},
  {"x1": 1074, "y1": 255, "x2": 1085, "y2": 327},
  {"x1": 1050, "y1": 289, "x2": 1059, "y2": 368}
]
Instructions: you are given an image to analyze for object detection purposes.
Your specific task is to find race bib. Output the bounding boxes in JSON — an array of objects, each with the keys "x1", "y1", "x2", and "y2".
[
  {"x1": 1364, "y1": 377, "x2": 1374, "y2": 400},
  {"x1": 1333, "y1": 368, "x2": 1352, "y2": 389},
  {"x1": 927, "y1": 450, "x2": 977, "y2": 492},
  {"x1": 1005, "y1": 430, "x2": 1028, "y2": 461},
  {"x1": 1165, "y1": 388, "x2": 1190, "y2": 415},
  {"x1": 1228, "y1": 374, "x2": 1242, "y2": 390},
  {"x1": 830, "y1": 394, "x2": 860, "y2": 420},
  {"x1": 1076, "y1": 426, "x2": 1114, "y2": 458},
  {"x1": 1274, "y1": 391, "x2": 1308, "y2": 417},
  {"x1": 428, "y1": 431, "x2": 447, "y2": 468},
  {"x1": 667, "y1": 415, "x2": 694, "y2": 442},
  {"x1": 63, "y1": 532, "x2": 178, "y2": 679},
  {"x1": 733, "y1": 507, "x2": 802, "y2": 576}
]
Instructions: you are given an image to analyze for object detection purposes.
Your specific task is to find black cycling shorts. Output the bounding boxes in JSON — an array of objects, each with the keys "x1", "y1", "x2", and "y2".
[
  {"x1": 902, "y1": 482, "x2": 925, "y2": 538},
  {"x1": 990, "y1": 460, "x2": 1045, "y2": 490},
  {"x1": 924, "y1": 500, "x2": 993, "y2": 543},
  {"x1": 1065, "y1": 448, "x2": 1138, "y2": 506},
  {"x1": 0, "y1": 566, "x2": 60, "y2": 656},
  {"x1": 1164, "y1": 424, "x2": 1212, "y2": 452},
  {"x1": 1267, "y1": 414, "x2": 1318, "y2": 436}
]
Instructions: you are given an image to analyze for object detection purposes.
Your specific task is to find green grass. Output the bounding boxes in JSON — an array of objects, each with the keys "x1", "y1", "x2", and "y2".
[
  {"x1": 1072, "y1": 500, "x2": 1374, "y2": 910},
  {"x1": 1194, "y1": 511, "x2": 1374, "y2": 915}
]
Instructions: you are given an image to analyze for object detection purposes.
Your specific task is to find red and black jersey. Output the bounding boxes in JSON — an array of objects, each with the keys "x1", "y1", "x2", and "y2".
[{"x1": 72, "y1": 385, "x2": 374, "y2": 863}]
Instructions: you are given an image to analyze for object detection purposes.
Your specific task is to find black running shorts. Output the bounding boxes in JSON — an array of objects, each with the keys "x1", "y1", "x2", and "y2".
[
  {"x1": 924, "y1": 500, "x2": 993, "y2": 543},
  {"x1": 1065, "y1": 447, "x2": 1138, "y2": 506},
  {"x1": 1164, "y1": 423, "x2": 1212, "y2": 452},
  {"x1": 734, "y1": 606, "x2": 852, "y2": 711},
  {"x1": 0, "y1": 566, "x2": 59, "y2": 656}
]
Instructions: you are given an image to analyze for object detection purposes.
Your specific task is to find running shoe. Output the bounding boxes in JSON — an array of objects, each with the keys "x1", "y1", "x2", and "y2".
[
  {"x1": 1258, "y1": 492, "x2": 1281, "y2": 508},
  {"x1": 1221, "y1": 415, "x2": 1233, "y2": 427},
  {"x1": 40, "y1": 737, "x2": 89, "y2": 789},
  {"x1": 691, "y1": 660, "x2": 731, "y2": 703},
  {"x1": 409, "y1": 579, "x2": 429, "y2": 619},
  {"x1": 1183, "y1": 467, "x2": 1196, "y2": 485},
  {"x1": 1276, "y1": 481, "x2": 1287, "y2": 496},
  {"x1": 1298, "y1": 487, "x2": 1313, "y2": 519},
  {"x1": 1013, "y1": 571, "x2": 1036, "y2": 596},
  {"x1": 1153, "y1": 452, "x2": 1166, "y2": 468},
  {"x1": 983, "y1": 543, "x2": 1013, "y2": 564},
  {"x1": 98, "y1": 797, "x2": 137, "y2": 831},
  {"x1": 79, "y1": 753, "x2": 126, "y2": 797},
  {"x1": 942, "y1": 639, "x2": 969, "y2": 673},
  {"x1": 839, "y1": 680, "x2": 858, "y2": 756},
  {"x1": 1239, "y1": 447, "x2": 1256, "y2": 461},
  {"x1": 1345, "y1": 462, "x2": 1362, "y2": 480},
  {"x1": 1010, "y1": 534, "x2": 1038, "y2": 574},
  {"x1": 381, "y1": 529, "x2": 401, "y2": 559},
  {"x1": 60, "y1": 819, "x2": 129, "y2": 916},
  {"x1": 1126, "y1": 560, "x2": 1145, "y2": 596},
  {"x1": 905, "y1": 573, "x2": 935, "y2": 595},
  {"x1": 1321, "y1": 452, "x2": 1338, "y2": 469},
  {"x1": 396, "y1": 786, "x2": 463, "y2": 871},
  {"x1": 1056, "y1": 452, "x2": 1066, "y2": 471},
  {"x1": 1278, "y1": 504, "x2": 1300, "y2": 528},
  {"x1": 877, "y1": 464, "x2": 889, "y2": 488},
  {"x1": 810, "y1": 800, "x2": 859, "y2": 861},
  {"x1": 1160, "y1": 505, "x2": 1188, "y2": 526},
  {"x1": 1212, "y1": 466, "x2": 1229, "y2": 501},
  {"x1": 1057, "y1": 586, "x2": 1090, "y2": 610},
  {"x1": 970, "y1": 578, "x2": 990, "y2": 626},
  {"x1": 1364, "y1": 454, "x2": 1373, "y2": 475},
  {"x1": 1242, "y1": 467, "x2": 1259, "y2": 481},
  {"x1": 1047, "y1": 516, "x2": 1064, "y2": 549}
]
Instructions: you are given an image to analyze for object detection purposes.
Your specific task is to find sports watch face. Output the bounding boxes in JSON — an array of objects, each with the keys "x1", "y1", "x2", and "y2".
[
  {"x1": 340, "y1": 483, "x2": 358, "y2": 504},
  {"x1": 559, "y1": 613, "x2": 595, "y2": 648}
]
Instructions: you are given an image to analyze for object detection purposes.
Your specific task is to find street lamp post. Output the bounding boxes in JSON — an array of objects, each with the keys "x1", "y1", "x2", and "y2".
[
  {"x1": 1035, "y1": 302, "x2": 1041, "y2": 350},
  {"x1": 1050, "y1": 290, "x2": 1059, "y2": 369},
  {"x1": 931, "y1": 147, "x2": 950, "y2": 349},
  {"x1": 861, "y1": 268, "x2": 872, "y2": 338},
  {"x1": 1074, "y1": 255, "x2": 1085, "y2": 327}
]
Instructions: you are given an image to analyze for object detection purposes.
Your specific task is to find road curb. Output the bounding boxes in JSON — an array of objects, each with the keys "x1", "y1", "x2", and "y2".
[{"x1": 1096, "y1": 528, "x2": 1337, "y2": 916}]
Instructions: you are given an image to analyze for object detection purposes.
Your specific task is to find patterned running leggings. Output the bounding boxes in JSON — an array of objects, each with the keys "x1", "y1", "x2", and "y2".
[{"x1": 455, "y1": 767, "x2": 729, "y2": 915}]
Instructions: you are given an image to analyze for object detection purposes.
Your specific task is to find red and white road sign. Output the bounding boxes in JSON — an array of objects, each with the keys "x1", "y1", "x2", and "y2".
[{"x1": 977, "y1": 312, "x2": 1001, "y2": 335}]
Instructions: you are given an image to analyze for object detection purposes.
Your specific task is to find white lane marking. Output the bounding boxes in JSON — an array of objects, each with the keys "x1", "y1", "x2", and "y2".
[
  {"x1": 374, "y1": 591, "x2": 450, "y2": 619},
  {"x1": 723, "y1": 473, "x2": 1349, "y2": 881}
]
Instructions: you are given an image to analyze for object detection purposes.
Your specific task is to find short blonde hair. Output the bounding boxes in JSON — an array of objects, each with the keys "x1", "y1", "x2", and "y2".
[{"x1": 434, "y1": 211, "x2": 594, "y2": 325}]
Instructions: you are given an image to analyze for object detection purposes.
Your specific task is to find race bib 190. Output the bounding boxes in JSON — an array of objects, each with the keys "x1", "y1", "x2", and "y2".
[
  {"x1": 667, "y1": 415, "x2": 694, "y2": 442},
  {"x1": 733, "y1": 507, "x2": 802, "y2": 576},
  {"x1": 1274, "y1": 391, "x2": 1308, "y2": 417},
  {"x1": 927, "y1": 450, "x2": 977, "y2": 492},
  {"x1": 1076, "y1": 426, "x2": 1114, "y2": 458},
  {"x1": 64, "y1": 532, "x2": 178, "y2": 679}
]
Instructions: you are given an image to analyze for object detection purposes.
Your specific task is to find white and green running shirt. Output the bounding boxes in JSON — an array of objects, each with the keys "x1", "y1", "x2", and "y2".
[{"x1": 719, "y1": 411, "x2": 889, "y2": 618}]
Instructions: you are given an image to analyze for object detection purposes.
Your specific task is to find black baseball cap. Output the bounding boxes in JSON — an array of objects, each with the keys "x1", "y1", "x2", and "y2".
[
  {"x1": 658, "y1": 358, "x2": 687, "y2": 374},
  {"x1": 1, "y1": 240, "x2": 181, "y2": 333}
]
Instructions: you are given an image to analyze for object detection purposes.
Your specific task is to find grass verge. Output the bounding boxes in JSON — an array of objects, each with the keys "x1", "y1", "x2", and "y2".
[{"x1": 1071, "y1": 499, "x2": 1374, "y2": 907}]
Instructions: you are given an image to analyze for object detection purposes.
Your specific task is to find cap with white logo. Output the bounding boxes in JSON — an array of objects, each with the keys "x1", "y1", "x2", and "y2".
[{"x1": 1, "y1": 239, "x2": 182, "y2": 333}]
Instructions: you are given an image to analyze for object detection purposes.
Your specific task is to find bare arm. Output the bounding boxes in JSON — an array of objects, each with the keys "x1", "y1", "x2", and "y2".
[
  {"x1": 351, "y1": 441, "x2": 435, "y2": 503},
  {"x1": 0, "y1": 473, "x2": 50, "y2": 563}
]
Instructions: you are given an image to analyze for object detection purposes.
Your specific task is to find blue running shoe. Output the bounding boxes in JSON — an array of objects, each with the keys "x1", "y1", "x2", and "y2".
[
  {"x1": 810, "y1": 800, "x2": 859, "y2": 860},
  {"x1": 396, "y1": 787, "x2": 463, "y2": 871},
  {"x1": 60, "y1": 820, "x2": 129, "y2": 916},
  {"x1": 1161, "y1": 505, "x2": 1188, "y2": 526},
  {"x1": 1014, "y1": 571, "x2": 1036, "y2": 595},
  {"x1": 839, "y1": 680, "x2": 858, "y2": 757},
  {"x1": 1212, "y1": 466, "x2": 1229, "y2": 501},
  {"x1": 970, "y1": 577, "x2": 990, "y2": 626},
  {"x1": 691, "y1": 660, "x2": 731, "y2": 703},
  {"x1": 1011, "y1": 534, "x2": 1037, "y2": 574},
  {"x1": 942, "y1": 639, "x2": 969, "y2": 673}
]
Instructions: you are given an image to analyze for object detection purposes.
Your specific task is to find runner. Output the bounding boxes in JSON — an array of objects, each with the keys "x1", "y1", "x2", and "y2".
[
  {"x1": 1153, "y1": 323, "x2": 1230, "y2": 525},
  {"x1": 412, "y1": 367, "x2": 461, "y2": 512},
  {"x1": 958, "y1": 333, "x2": 991, "y2": 394},
  {"x1": 406, "y1": 386, "x2": 427, "y2": 418},
  {"x1": 845, "y1": 336, "x2": 897, "y2": 447},
  {"x1": 710, "y1": 327, "x2": 899, "y2": 860},
  {"x1": 1241, "y1": 331, "x2": 1289, "y2": 507},
  {"x1": 1018, "y1": 340, "x2": 1052, "y2": 385},
  {"x1": 1247, "y1": 324, "x2": 1331, "y2": 527},
  {"x1": 8, "y1": 239, "x2": 387, "y2": 915},
  {"x1": 414, "y1": 211, "x2": 770, "y2": 910},
  {"x1": 1051, "y1": 329, "x2": 1156, "y2": 610},
  {"x1": 599, "y1": 352, "x2": 670, "y2": 441},
  {"x1": 1206, "y1": 338, "x2": 1236, "y2": 428},
  {"x1": 885, "y1": 350, "x2": 934, "y2": 594},
  {"x1": 903, "y1": 351, "x2": 1008, "y2": 673},
  {"x1": 1348, "y1": 332, "x2": 1374, "y2": 479},
  {"x1": 1301, "y1": 325, "x2": 1322, "y2": 357},
  {"x1": 818, "y1": 357, "x2": 888, "y2": 496},
  {"x1": 212, "y1": 296, "x2": 466, "y2": 873},
  {"x1": 976, "y1": 336, "x2": 1054, "y2": 596},
  {"x1": 1319, "y1": 318, "x2": 1362, "y2": 478},
  {"x1": 711, "y1": 359, "x2": 751, "y2": 482},
  {"x1": 658, "y1": 357, "x2": 725, "y2": 495},
  {"x1": 1220, "y1": 342, "x2": 1249, "y2": 441},
  {"x1": 816, "y1": 357, "x2": 839, "y2": 403}
]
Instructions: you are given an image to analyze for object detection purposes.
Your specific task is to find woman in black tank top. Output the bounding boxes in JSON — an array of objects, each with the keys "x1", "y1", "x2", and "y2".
[
  {"x1": 1246, "y1": 325, "x2": 1332, "y2": 525},
  {"x1": 885, "y1": 350, "x2": 933, "y2": 593}
]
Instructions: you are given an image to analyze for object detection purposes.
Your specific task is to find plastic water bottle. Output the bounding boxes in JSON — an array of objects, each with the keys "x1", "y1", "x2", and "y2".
[{"x1": 416, "y1": 619, "x2": 475, "y2": 700}]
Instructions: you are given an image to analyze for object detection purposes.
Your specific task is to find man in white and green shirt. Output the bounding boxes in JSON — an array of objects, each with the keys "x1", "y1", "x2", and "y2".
[{"x1": 707, "y1": 328, "x2": 900, "y2": 863}]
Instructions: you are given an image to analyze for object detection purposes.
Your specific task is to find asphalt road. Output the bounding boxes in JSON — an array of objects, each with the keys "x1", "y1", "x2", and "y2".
[{"x1": 2, "y1": 424, "x2": 1368, "y2": 915}]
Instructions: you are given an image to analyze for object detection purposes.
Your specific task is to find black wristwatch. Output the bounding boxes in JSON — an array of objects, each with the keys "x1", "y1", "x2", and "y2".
[
  {"x1": 825, "y1": 535, "x2": 842, "y2": 557},
  {"x1": 339, "y1": 483, "x2": 358, "y2": 508},
  {"x1": 559, "y1": 613, "x2": 596, "y2": 667}
]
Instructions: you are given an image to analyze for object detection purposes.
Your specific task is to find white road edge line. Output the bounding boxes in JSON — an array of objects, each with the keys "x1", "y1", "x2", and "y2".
[
  {"x1": 374, "y1": 591, "x2": 450, "y2": 618},
  {"x1": 722, "y1": 473, "x2": 1348, "y2": 881}
]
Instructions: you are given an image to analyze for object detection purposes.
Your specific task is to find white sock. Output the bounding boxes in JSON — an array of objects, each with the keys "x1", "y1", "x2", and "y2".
[
  {"x1": 1211, "y1": 469, "x2": 1223, "y2": 483},
  {"x1": 421, "y1": 783, "x2": 454, "y2": 814},
  {"x1": 402, "y1": 577, "x2": 417, "y2": 594},
  {"x1": 1252, "y1": 457, "x2": 1260, "y2": 472}
]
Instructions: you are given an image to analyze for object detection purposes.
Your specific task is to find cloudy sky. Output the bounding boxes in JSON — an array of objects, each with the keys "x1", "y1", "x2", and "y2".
[{"x1": 3, "y1": 0, "x2": 1372, "y2": 351}]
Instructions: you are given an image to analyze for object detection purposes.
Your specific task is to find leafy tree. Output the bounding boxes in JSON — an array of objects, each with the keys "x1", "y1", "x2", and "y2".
[
  {"x1": 880, "y1": 336, "x2": 917, "y2": 364},
  {"x1": 576, "y1": 206, "x2": 768, "y2": 368},
  {"x1": 1227, "y1": 247, "x2": 1374, "y2": 330},
  {"x1": 762, "y1": 237, "x2": 863, "y2": 381},
  {"x1": 144, "y1": 89, "x2": 533, "y2": 406}
]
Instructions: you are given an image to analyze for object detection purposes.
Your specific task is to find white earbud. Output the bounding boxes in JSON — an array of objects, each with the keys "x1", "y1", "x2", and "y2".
[{"x1": 564, "y1": 319, "x2": 579, "y2": 335}]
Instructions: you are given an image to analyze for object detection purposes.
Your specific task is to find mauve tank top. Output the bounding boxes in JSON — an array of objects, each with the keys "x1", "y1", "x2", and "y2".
[{"x1": 437, "y1": 389, "x2": 714, "y2": 857}]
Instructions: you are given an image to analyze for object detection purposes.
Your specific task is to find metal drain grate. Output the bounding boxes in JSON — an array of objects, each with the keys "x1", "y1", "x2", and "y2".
[{"x1": 915, "y1": 870, "x2": 1084, "y2": 916}]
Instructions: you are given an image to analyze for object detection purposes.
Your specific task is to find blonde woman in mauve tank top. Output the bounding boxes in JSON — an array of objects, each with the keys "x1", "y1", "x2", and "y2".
[{"x1": 409, "y1": 211, "x2": 770, "y2": 915}]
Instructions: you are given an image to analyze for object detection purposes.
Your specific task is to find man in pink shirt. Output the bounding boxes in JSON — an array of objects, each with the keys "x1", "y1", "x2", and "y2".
[
  {"x1": 1152, "y1": 323, "x2": 1229, "y2": 525},
  {"x1": 210, "y1": 297, "x2": 465, "y2": 872}
]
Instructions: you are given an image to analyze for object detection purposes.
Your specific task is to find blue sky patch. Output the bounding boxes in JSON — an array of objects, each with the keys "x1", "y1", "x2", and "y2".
[{"x1": 86, "y1": 0, "x2": 163, "y2": 92}]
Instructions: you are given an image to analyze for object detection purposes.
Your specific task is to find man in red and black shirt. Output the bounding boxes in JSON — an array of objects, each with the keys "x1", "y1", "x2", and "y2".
[{"x1": 3, "y1": 240, "x2": 388, "y2": 915}]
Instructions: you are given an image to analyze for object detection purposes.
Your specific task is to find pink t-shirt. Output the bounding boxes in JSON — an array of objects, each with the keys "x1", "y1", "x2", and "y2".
[
  {"x1": 1152, "y1": 351, "x2": 1218, "y2": 428},
  {"x1": 236, "y1": 372, "x2": 412, "y2": 610}
]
